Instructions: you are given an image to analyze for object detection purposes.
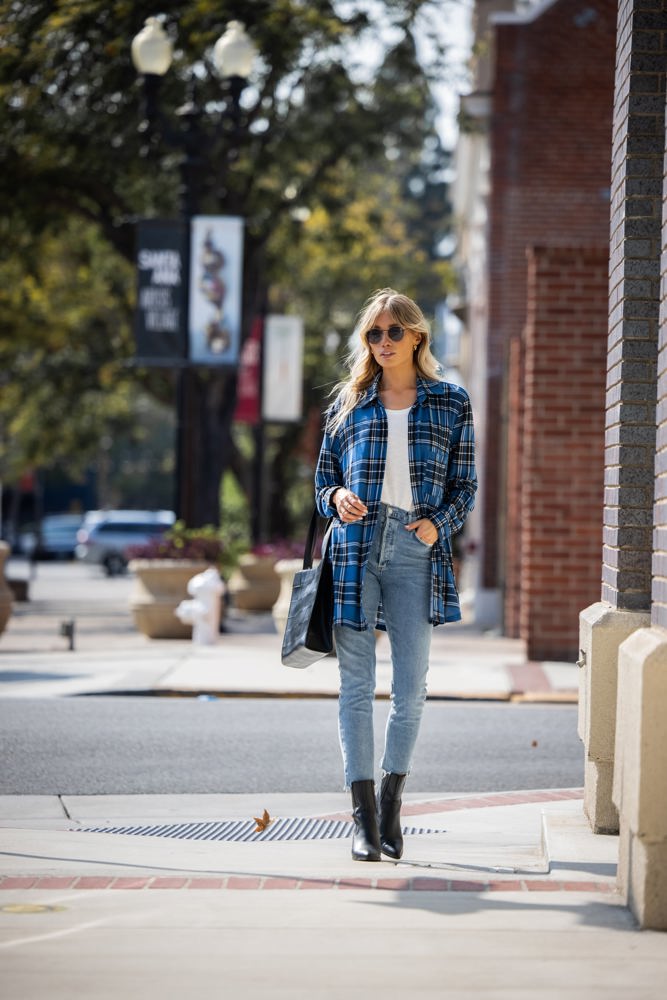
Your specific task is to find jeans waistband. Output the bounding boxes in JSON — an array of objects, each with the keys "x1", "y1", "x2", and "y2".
[{"x1": 378, "y1": 502, "x2": 414, "y2": 525}]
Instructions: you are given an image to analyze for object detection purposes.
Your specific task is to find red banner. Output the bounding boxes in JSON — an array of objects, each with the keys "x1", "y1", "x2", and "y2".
[{"x1": 234, "y1": 316, "x2": 263, "y2": 425}]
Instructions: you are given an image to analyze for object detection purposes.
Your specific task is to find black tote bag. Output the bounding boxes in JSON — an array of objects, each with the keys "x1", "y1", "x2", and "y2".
[{"x1": 281, "y1": 509, "x2": 334, "y2": 669}]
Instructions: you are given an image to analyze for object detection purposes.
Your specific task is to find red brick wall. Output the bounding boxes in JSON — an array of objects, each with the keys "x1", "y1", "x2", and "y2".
[
  {"x1": 651, "y1": 77, "x2": 667, "y2": 629},
  {"x1": 504, "y1": 334, "x2": 524, "y2": 638},
  {"x1": 484, "y1": 0, "x2": 616, "y2": 621},
  {"x1": 520, "y1": 246, "x2": 608, "y2": 661}
]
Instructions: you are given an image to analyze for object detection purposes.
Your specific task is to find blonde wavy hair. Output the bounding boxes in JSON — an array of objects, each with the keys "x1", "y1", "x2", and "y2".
[{"x1": 326, "y1": 288, "x2": 442, "y2": 434}]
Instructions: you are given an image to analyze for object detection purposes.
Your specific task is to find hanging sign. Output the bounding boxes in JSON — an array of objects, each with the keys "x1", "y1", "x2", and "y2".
[
  {"x1": 188, "y1": 215, "x2": 244, "y2": 366},
  {"x1": 134, "y1": 219, "x2": 187, "y2": 361},
  {"x1": 262, "y1": 315, "x2": 304, "y2": 422}
]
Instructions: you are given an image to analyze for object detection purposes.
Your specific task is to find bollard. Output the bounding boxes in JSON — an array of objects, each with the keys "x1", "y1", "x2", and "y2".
[
  {"x1": 175, "y1": 567, "x2": 225, "y2": 645},
  {"x1": 59, "y1": 619, "x2": 75, "y2": 651}
]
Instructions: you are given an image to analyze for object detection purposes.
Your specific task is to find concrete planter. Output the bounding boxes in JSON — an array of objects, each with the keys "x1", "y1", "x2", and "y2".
[
  {"x1": 129, "y1": 559, "x2": 212, "y2": 639},
  {"x1": 227, "y1": 554, "x2": 280, "y2": 612},
  {"x1": 272, "y1": 558, "x2": 303, "y2": 637},
  {"x1": 0, "y1": 541, "x2": 13, "y2": 635}
]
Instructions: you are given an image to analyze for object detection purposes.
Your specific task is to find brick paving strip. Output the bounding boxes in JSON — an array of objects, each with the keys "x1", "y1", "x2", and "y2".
[
  {"x1": 0, "y1": 875, "x2": 616, "y2": 893},
  {"x1": 507, "y1": 662, "x2": 553, "y2": 694},
  {"x1": 318, "y1": 786, "x2": 585, "y2": 821},
  {"x1": 1, "y1": 789, "x2": 614, "y2": 893}
]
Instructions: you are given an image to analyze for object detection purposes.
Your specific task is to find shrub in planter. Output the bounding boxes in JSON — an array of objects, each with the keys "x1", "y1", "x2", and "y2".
[{"x1": 126, "y1": 522, "x2": 225, "y2": 565}]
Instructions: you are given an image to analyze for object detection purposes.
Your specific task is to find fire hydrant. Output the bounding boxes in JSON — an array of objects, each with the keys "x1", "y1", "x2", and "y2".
[{"x1": 175, "y1": 567, "x2": 225, "y2": 645}]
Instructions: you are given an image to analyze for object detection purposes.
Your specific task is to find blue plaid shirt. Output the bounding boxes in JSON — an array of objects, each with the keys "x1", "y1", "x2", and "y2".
[{"x1": 315, "y1": 374, "x2": 477, "y2": 631}]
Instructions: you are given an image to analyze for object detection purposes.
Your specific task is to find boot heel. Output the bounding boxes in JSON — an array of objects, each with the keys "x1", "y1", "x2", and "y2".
[
  {"x1": 350, "y1": 780, "x2": 381, "y2": 862},
  {"x1": 379, "y1": 772, "x2": 407, "y2": 859}
]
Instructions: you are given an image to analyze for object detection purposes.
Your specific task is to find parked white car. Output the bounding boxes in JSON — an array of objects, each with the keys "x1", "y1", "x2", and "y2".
[{"x1": 75, "y1": 510, "x2": 176, "y2": 576}]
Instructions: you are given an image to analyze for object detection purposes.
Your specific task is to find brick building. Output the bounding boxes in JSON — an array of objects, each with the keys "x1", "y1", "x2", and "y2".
[
  {"x1": 578, "y1": 0, "x2": 667, "y2": 929},
  {"x1": 452, "y1": 0, "x2": 616, "y2": 659},
  {"x1": 455, "y1": 0, "x2": 667, "y2": 931}
]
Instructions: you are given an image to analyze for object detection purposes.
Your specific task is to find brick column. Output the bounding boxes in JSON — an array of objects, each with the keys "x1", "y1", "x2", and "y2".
[
  {"x1": 521, "y1": 246, "x2": 608, "y2": 662},
  {"x1": 602, "y1": 2, "x2": 662, "y2": 608},
  {"x1": 579, "y1": 1, "x2": 667, "y2": 922},
  {"x1": 612, "y1": 4, "x2": 667, "y2": 928}
]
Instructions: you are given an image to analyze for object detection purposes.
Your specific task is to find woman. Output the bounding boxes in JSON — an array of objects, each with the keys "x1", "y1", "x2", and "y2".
[{"x1": 315, "y1": 288, "x2": 477, "y2": 862}]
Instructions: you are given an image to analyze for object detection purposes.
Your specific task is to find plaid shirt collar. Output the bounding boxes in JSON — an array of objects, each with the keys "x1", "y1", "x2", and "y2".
[{"x1": 359, "y1": 373, "x2": 446, "y2": 407}]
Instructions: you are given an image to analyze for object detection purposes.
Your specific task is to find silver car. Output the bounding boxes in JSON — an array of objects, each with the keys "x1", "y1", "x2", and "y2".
[
  {"x1": 18, "y1": 513, "x2": 84, "y2": 560},
  {"x1": 75, "y1": 510, "x2": 175, "y2": 576}
]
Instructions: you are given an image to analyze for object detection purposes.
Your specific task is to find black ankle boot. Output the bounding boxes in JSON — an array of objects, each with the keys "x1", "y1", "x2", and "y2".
[
  {"x1": 379, "y1": 772, "x2": 407, "y2": 859},
  {"x1": 350, "y1": 780, "x2": 381, "y2": 862}
]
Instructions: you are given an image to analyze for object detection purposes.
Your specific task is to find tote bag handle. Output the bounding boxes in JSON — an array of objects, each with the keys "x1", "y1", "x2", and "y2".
[{"x1": 303, "y1": 508, "x2": 333, "y2": 570}]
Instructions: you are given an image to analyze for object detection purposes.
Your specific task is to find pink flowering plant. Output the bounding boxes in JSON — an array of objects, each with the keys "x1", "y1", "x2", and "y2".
[
  {"x1": 126, "y1": 521, "x2": 224, "y2": 566},
  {"x1": 251, "y1": 539, "x2": 304, "y2": 560}
]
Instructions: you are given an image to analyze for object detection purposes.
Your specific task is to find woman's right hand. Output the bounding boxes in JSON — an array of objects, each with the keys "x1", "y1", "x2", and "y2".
[{"x1": 333, "y1": 489, "x2": 368, "y2": 523}]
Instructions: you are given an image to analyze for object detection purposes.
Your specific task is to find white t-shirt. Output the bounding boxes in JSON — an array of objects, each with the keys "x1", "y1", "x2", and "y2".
[{"x1": 380, "y1": 406, "x2": 413, "y2": 511}]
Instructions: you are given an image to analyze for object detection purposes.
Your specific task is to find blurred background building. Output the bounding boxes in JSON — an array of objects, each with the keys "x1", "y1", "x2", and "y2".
[
  {"x1": 451, "y1": 0, "x2": 616, "y2": 660},
  {"x1": 451, "y1": 0, "x2": 667, "y2": 928}
]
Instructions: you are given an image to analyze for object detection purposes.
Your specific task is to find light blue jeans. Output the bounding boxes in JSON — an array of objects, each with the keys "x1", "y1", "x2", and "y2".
[{"x1": 334, "y1": 503, "x2": 433, "y2": 788}]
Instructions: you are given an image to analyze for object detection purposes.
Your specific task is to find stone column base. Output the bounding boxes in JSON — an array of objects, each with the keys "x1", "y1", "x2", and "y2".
[
  {"x1": 578, "y1": 603, "x2": 650, "y2": 835},
  {"x1": 583, "y1": 758, "x2": 617, "y2": 835},
  {"x1": 618, "y1": 825, "x2": 667, "y2": 930},
  {"x1": 614, "y1": 626, "x2": 667, "y2": 930}
]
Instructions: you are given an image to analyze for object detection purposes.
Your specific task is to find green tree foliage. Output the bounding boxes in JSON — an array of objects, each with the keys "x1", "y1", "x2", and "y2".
[
  {"x1": 0, "y1": 0, "x2": 456, "y2": 527},
  {"x1": 93, "y1": 392, "x2": 176, "y2": 510},
  {"x1": 0, "y1": 217, "x2": 136, "y2": 481},
  {"x1": 1, "y1": 1, "x2": 450, "y2": 258},
  {"x1": 263, "y1": 148, "x2": 455, "y2": 532}
]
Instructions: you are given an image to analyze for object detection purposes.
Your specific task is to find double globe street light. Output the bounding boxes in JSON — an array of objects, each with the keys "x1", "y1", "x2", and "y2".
[
  {"x1": 130, "y1": 17, "x2": 258, "y2": 527},
  {"x1": 131, "y1": 16, "x2": 257, "y2": 92},
  {"x1": 131, "y1": 16, "x2": 258, "y2": 217}
]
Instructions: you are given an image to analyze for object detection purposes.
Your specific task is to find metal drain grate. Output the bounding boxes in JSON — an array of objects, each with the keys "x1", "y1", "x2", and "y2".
[{"x1": 78, "y1": 817, "x2": 446, "y2": 843}]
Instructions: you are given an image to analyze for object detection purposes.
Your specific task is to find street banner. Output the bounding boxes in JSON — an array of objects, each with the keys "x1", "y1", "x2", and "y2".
[
  {"x1": 134, "y1": 219, "x2": 187, "y2": 361},
  {"x1": 234, "y1": 316, "x2": 263, "y2": 425},
  {"x1": 188, "y1": 215, "x2": 244, "y2": 366},
  {"x1": 262, "y1": 314, "x2": 304, "y2": 422}
]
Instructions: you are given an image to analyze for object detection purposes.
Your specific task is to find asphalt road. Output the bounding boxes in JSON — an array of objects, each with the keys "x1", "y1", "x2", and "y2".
[{"x1": 0, "y1": 696, "x2": 583, "y2": 795}]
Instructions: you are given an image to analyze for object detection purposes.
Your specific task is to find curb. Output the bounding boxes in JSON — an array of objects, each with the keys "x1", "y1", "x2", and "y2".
[{"x1": 77, "y1": 688, "x2": 578, "y2": 704}]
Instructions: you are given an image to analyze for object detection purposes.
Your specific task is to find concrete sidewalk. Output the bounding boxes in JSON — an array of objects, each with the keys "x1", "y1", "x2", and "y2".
[
  {"x1": 0, "y1": 626, "x2": 579, "y2": 701},
  {"x1": 0, "y1": 561, "x2": 578, "y2": 702},
  {"x1": 6, "y1": 565, "x2": 662, "y2": 996},
  {"x1": 0, "y1": 557, "x2": 580, "y2": 702},
  {"x1": 1, "y1": 790, "x2": 666, "y2": 998},
  {"x1": 0, "y1": 788, "x2": 612, "y2": 887}
]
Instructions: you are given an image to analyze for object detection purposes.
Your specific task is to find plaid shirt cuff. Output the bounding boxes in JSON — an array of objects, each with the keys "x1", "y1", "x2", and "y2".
[
  {"x1": 319, "y1": 486, "x2": 341, "y2": 516},
  {"x1": 430, "y1": 509, "x2": 453, "y2": 540}
]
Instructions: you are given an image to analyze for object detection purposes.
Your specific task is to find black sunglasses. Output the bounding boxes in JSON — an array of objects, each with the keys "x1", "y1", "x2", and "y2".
[{"x1": 366, "y1": 325, "x2": 406, "y2": 345}]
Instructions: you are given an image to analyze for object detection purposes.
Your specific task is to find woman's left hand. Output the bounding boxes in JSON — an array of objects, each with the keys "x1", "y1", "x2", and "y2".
[{"x1": 405, "y1": 518, "x2": 438, "y2": 545}]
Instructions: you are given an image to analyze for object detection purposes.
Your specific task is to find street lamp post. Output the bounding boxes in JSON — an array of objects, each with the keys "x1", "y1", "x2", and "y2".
[{"x1": 131, "y1": 17, "x2": 257, "y2": 527}]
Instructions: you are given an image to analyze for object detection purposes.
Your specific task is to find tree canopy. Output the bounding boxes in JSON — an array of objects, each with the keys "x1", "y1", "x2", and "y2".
[{"x1": 0, "y1": 0, "x2": 458, "y2": 530}]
